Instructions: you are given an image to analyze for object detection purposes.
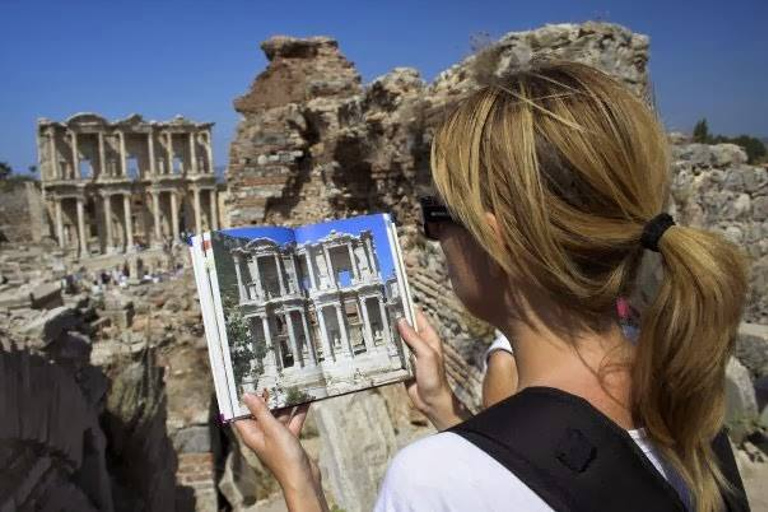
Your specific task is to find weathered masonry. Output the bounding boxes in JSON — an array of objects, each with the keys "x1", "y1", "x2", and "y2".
[
  {"x1": 37, "y1": 113, "x2": 221, "y2": 255},
  {"x1": 231, "y1": 230, "x2": 408, "y2": 399}
]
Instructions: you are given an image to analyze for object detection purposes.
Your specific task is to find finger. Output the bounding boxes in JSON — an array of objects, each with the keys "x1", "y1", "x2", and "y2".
[
  {"x1": 415, "y1": 310, "x2": 443, "y2": 354},
  {"x1": 288, "y1": 404, "x2": 310, "y2": 435},
  {"x1": 233, "y1": 418, "x2": 264, "y2": 451},
  {"x1": 243, "y1": 393, "x2": 280, "y2": 430},
  {"x1": 397, "y1": 317, "x2": 432, "y2": 358},
  {"x1": 274, "y1": 408, "x2": 293, "y2": 426},
  {"x1": 404, "y1": 379, "x2": 428, "y2": 411}
]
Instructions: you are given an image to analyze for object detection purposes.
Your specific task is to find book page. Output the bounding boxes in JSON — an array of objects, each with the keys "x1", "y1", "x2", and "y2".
[
  {"x1": 292, "y1": 214, "x2": 414, "y2": 403},
  {"x1": 208, "y1": 226, "x2": 297, "y2": 415}
]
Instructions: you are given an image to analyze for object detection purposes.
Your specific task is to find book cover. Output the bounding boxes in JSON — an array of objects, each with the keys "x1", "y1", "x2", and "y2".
[{"x1": 191, "y1": 214, "x2": 415, "y2": 420}]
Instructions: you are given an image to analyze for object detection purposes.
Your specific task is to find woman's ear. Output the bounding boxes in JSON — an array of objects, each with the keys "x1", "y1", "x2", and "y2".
[{"x1": 485, "y1": 212, "x2": 503, "y2": 241}]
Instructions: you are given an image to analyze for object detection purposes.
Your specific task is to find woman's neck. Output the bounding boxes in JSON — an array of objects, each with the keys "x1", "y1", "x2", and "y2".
[{"x1": 499, "y1": 315, "x2": 637, "y2": 430}]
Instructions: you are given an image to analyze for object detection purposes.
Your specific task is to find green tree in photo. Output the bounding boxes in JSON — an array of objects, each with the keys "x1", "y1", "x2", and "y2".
[
  {"x1": 224, "y1": 296, "x2": 256, "y2": 393},
  {"x1": 285, "y1": 386, "x2": 312, "y2": 406}
]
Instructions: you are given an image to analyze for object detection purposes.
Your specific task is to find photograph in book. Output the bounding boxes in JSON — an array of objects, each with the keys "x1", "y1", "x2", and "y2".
[{"x1": 210, "y1": 214, "x2": 413, "y2": 411}]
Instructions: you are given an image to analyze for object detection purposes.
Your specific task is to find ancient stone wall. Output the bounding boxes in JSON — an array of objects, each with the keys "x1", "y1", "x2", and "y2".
[
  {"x1": 669, "y1": 143, "x2": 768, "y2": 325},
  {"x1": 0, "y1": 181, "x2": 46, "y2": 244}
]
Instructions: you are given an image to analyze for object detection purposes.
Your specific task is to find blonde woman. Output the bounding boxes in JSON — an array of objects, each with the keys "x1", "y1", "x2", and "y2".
[{"x1": 234, "y1": 62, "x2": 750, "y2": 512}]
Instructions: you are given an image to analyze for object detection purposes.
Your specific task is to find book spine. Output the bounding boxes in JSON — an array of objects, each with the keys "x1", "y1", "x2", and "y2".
[{"x1": 190, "y1": 234, "x2": 235, "y2": 421}]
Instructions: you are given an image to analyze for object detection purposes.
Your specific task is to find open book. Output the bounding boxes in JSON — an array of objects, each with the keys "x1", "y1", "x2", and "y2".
[{"x1": 190, "y1": 214, "x2": 416, "y2": 421}]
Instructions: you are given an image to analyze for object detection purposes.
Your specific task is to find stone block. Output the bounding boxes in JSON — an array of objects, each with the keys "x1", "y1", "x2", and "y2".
[
  {"x1": 20, "y1": 306, "x2": 78, "y2": 344},
  {"x1": 725, "y1": 357, "x2": 758, "y2": 442},
  {"x1": 736, "y1": 322, "x2": 768, "y2": 379},
  {"x1": 29, "y1": 281, "x2": 63, "y2": 310},
  {"x1": 0, "y1": 288, "x2": 31, "y2": 309},
  {"x1": 172, "y1": 425, "x2": 212, "y2": 453}
]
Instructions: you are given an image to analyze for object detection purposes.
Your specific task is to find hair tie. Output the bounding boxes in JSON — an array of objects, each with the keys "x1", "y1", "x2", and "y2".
[{"x1": 641, "y1": 213, "x2": 675, "y2": 252}]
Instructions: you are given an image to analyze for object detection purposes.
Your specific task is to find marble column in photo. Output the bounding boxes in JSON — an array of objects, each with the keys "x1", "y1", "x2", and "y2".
[
  {"x1": 316, "y1": 306, "x2": 334, "y2": 362},
  {"x1": 335, "y1": 303, "x2": 353, "y2": 359},
  {"x1": 261, "y1": 315, "x2": 280, "y2": 374},
  {"x1": 377, "y1": 297, "x2": 393, "y2": 347},
  {"x1": 285, "y1": 312, "x2": 302, "y2": 368},
  {"x1": 347, "y1": 242, "x2": 359, "y2": 283},
  {"x1": 274, "y1": 254, "x2": 286, "y2": 295},
  {"x1": 358, "y1": 296, "x2": 374, "y2": 352},
  {"x1": 300, "y1": 310, "x2": 317, "y2": 366},
  {"x1": 232, "y1": 254, "x2": 246, "y2": 302}
]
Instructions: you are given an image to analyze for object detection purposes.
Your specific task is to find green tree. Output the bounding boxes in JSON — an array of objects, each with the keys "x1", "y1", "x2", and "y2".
[
  {"x1": 729, "y1": 135, "x2": 767, "y2": 164},
  {"x1": 224, "y1": 296, "x2": 257, "y2": 393},
  {"x1": 0, "y1": 162, "x2": 11, "y2": 180},
  {"x1": 692, "y1": 118, "x2": 711, "y2": 143}
]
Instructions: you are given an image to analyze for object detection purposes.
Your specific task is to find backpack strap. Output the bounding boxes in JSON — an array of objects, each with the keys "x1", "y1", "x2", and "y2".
[
  {"x1": 450, "y1": 387, "x2": 687, "y2": 512},
  {"x1": 711, "y1": 429, "x2": 751, "y2": 512},
  {"x1": 450, "y1": 387, "x2": 752, "y2": 512}
]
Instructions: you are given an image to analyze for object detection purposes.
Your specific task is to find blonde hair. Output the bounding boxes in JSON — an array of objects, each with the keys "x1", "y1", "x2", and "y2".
[{"x1": 431, "y1": 61, "x2": 748, "y2": 512}]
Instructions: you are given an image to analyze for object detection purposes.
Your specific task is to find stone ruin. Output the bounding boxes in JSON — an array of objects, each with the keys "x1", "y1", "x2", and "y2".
[
  {"x1": 37, "y1": 113, "x2": 223, "y2": 256},
  {"x1": 1, "y1": 20, "x2": 767, "y2": 512}
]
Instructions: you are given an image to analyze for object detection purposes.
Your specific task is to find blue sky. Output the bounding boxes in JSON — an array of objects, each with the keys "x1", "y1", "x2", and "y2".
[
  {"x1": 1, "y1": 0, "x2": 766, "y2": 174},
  {"x1": 223, "y1": 214, "x2": 395, "y2": 280}
]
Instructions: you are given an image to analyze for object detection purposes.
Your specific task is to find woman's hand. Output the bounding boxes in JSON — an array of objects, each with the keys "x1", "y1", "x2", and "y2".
[
  {"x1": 234, "y1": 394, "x2": 328, "y2": 512},
  {"x1": 398, "y1": 309, "x2": 472, "y2": 431}
]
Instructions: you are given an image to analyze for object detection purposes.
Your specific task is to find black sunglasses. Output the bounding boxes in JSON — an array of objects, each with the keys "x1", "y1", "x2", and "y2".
[{"x1": 419, "y1": 196, "x2": 456, "y2": 241}]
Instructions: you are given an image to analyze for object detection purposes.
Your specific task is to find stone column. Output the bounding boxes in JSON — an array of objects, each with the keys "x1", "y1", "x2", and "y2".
[
  {"x1": 300, "y1": 310, "x2": 317, "y2": 366},
  {"x1": 288, "y1": 255, "x2": 300, "y2": 294},
  {"x1": 335, "y1": 303, "x2": 353, "y2": 359},
  {"x1": 274, "y1": 254, "x2": 286, "y2": 295},
  {"x1": 166, "y1": 132, "x2": 173, "y2": 174},
  {"x1": 151, "y1": 190, "x2": 162, "y2": 243},
  {"x1": 316, "y1": 306, "x2": 334, "y2": 362},
  {"x1": 193, "y1": 187, "x2": 202, "y2": 234},
  {"x1": 54, "y1": 198, "x2": 64, "y2": 248},
  {"x1": 322, "y1": 245, "x2": 334, "y2": 289},
  {"x1": 209, "y1": 189, "x2": 218, "y2": 230},
  {"x1": 170, "y1": 190, "x2": 180, "y2": 242},
  {"x1": 347, "y1": 242, "x2": 359, "y2": 282},
  {"x1": 48, "y1": 130, "x2": 59, "y2": 179},
  {"x1": 148, "y1": 130, "x2": 156, "y2": 176},
  {"x1": 305, "y1": 250, "x2": 317, "y2": 290},
  {"x1": 189, "y1": 132, "x2": 198, "y2": 174},
  {"x1": 285, "y1": 312, "x2": 302, "y2": 368},
  {"x1": 98, "y1": 132, "x2": 106, "y2": 179},
  {"x1": 123, "y1": 194, "x2": 134, "y2": 251},
  {"x1": 103, "y1": 194, "x2": 114, "y2": 252},
  {"x1": 76, "y1": 197, "x2": 87, "y2": 256},
  {"x1": 358, "y1": 297, "x2": 374, "y2": 351},
  {"x1": 205, "y1": 131, "x2": 214, "y2": 174},
  {"x1": 233, "y1": 255, "x2": 246, "y2": 302},
  {"x1": 378, "y1": 298, "x2": 392, "y2": 347},
  {"x1": 250, "y1": 257, "x2": 264, "y2": 299},
  {"x1": 118, "y1": 131, "x2": 127, "y2": 177},
  {"x1": 70, "y1": 131, "x2": 78, "y2": 179},
  {"x1": 262, "y1": 315, "x2": 281, "y2": 370},
  {"x1": 364, "y1": 236, "x2": 377, "y2": 274}
]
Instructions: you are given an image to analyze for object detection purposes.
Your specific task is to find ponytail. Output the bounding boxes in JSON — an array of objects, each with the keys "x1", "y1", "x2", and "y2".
[{"x1": 632, "y1": 225, "x2": 748, "y2": 512}]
